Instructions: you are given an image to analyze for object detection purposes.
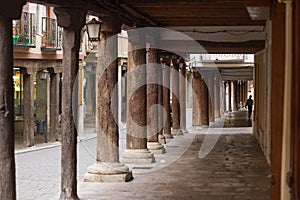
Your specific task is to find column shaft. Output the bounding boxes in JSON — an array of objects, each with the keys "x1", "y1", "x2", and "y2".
[
  {"x1": 192, "y1": 69, "x2": 201, "y2": 126},
  {"x1": 126, "y1": 32, "x2": 147, "y2": 150},
  {"x1": 97, "y1": 32, "x2": 119, "y2": 162},
  {"x1": 54, "y1": 7, "x2": 86, "y2": 199},
  {"x1": 0, "y1": 12, "x2": 18, "y2": 200},
  {"x1": 171, "y1": 59, "x2": 180, "y2": 130},
  {"x1": 200, "y1": 72, "x2": 209, "y2": 126},
  {"x1": 162, "y1": 62, "x2": 172, "y2": 138},
  {"x1": 49, "y1": 72, "x2": 58, "y2": 142},
  {"x1": 208, "y1": 72, "x2": 215, "y2": 122},
  {"x1": 233, "y1": 81, "x2": 238, "y2": 111},
  {"x1": 223, "y1": 81, "x2": 227, "y2": 112},
  {"x1": 146, "y1": 48, "x2": 158, "y2": 142},
  {"x1": 179, "y1": 62, "x2": 187, "y2": 130},
  {"x1": 214, "y1": 75, "x2": 221, "y2": 118},
  {"x1": 228, "y1": 81, "x2": 232, "y2": 112},
  {"x1": 23, "y1": 73, "x2": 35, "y2": 146}
]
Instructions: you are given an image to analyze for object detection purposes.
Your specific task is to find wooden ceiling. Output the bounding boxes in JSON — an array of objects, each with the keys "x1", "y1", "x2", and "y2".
[
  {"x1": 117, "y1": 0, "x2": 270, "y2": 27},
  {"x1": 115, "y1": 0, "x2": 270, "y2": 54}
]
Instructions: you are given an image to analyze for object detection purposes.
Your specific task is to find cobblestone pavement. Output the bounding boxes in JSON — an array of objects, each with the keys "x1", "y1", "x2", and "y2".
[{"x1": 15, "y1": 110, "x2": 270, "y2": 200}]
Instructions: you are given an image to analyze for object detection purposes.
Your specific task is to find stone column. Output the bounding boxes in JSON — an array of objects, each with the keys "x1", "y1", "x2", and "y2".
[
  {"x1": 179, "y1": 61, "x2": 188, "y2": 133},
  {"x1": 146, "y1": 41, "x2": 165, "y2": 154},
  {"x1": 54, "y1": 7, "x2": 86, "y2": 200},
  {"x1": 49, "y1": 69, "x2": 58, "y2": 142},
  {"x1": 228, "y1": 80, "x2": 232, "y2": 112},
  {"x1": 208, "y1": 71, "x2": 215, "y2": 122},
  {"x1": 171, "y1": 58, "x2": 183, "y2": 135},
  {"x1": 84, "y1": 16, "x2": 132, "y2": 182},
  {"x1": 233, "y1": 81, "x2": 238, "y2": 111},
  {"x1": 22, "y1": 69, "x2": 35, "y2": 147},
  {"x1": 121, "y1": 30, "x2": 155, "y2": 164},
  {"x1": 192, "y1": 68, "x2": 201, "y2": 127},
  {"x1": 162, "y1": 60, "x2": 172, "y2": 138},
  {"x1": 0, "y1": 2, "x2": 25, "y2": 199},
  {"x1": 200, "y1": 71, "x2": 209, "y2": 127},
  {"x1": 214, "y1": 74, "x2": 221, "y2": 118}
]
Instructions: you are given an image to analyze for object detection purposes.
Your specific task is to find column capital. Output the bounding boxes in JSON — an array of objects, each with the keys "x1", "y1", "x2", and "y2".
[
  {"x1": 101, "y1": 15, "x2": 122, "y2": 34},
  {"x1": 54, "y1": 7, "x2": 86, "y2": 30}
]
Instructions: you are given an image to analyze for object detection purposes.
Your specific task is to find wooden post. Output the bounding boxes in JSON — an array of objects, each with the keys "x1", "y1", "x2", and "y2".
[
  {"x1": 291, "y1": 0, "x2": 300, "y2": 198},
  {"x1": 270, "y1": 3, "x2": 285, "y2": 200},
  {"x1": 122, "y1": 30, "x2": 154, "y2": 164},
  {"x1": 214, "y1": 74, "x2": 221, "y2": 118},
  {"x1": 192, "y1": 68, "x2": 201, "y2": 126},
  {"x1": 54, "y1": 7, "x2": 86, "y2": 200},
  {"x1": 22, "y1": 70, "x2": 35, "y2": 147},
  {"x1": 162, "y1": 60, "x2": 172, "y2": 138},
  {"x1": 228, "y1": 81, "x2": 232, "y2": 112},
  {"x1": 171, "y1": 58, "x2": 183, "y2": 135},
  {"x1": 179, "y1": 61, "x2": 187, "y2": 132},
  {"x1": 49, "y1": 70, "x2": 58, "y2": 142}
]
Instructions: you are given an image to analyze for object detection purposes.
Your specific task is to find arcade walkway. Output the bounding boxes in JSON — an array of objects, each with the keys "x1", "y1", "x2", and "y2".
[
  {"x1": 79, "y1": 133, "x2": 269, "y2": 199},
  {"x1": 79, "y1": 122, "x2": 269, "y2": 199}
]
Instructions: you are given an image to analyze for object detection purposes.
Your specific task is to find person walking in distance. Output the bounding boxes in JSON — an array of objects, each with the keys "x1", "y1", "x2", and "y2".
[{"x1": 245, "y1": 95, "x2": 254, "y2": 120}]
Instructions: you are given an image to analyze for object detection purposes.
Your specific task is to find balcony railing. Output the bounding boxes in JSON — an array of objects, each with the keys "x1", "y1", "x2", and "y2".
[
  {"x1": 12, "y1": 12, "x2": 36, "y2": 47},
  {"x1": 41, "y1": 17, "x2": 62, "y2": 49}
]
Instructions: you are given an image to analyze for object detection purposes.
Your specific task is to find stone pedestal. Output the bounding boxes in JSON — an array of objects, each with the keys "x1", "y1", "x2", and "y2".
[
  {"x1": 172, "y1": 129, "x2": 184, "y2": 136},
  {"x1": 147, "y1": 142, "x2": 166, "y2": 154},
  {"x1": 158, "y1": 134, "x2": 166, "y2": 145},
  {"x1": 84, "y1": 162, "x2": 132, "y2": 182},
  {"x1": 121, "y1": 149, "x2": 155, "y2": 164}
]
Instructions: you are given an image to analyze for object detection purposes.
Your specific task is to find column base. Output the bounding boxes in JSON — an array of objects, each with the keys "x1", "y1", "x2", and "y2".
[
  {"x1": 158, "y1": 134, "x2": 166, "y2": 144},
  {"x1": 121, "y1": 149, "x2": 155, "y2": 164},
  {"x1": 147, "y1": 142, "x2": 166, "y2": 154},
  {"x1": 181, "y1": 128, "x2": 189, "y2": 134},
  {"x1": 163, "y1": 133, "x2": 173, "y2": 139},
  {"x1": 83, "y1": 162, "x2": 133, "y2": 182},
  {"x1": 172, "y1": 129, "x2": 183, "y2": 136}
]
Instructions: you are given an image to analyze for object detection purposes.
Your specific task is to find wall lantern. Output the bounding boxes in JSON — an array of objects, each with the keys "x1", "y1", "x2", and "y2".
[
  {"x1": 38, "y1": 69, "x2": 48, "y2": 80},
  {"x1": 86, "y1": 18, "x2": 102, "y2": 42}
]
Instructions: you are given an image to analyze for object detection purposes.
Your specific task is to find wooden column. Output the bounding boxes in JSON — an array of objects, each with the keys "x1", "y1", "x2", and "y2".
[
  {"x1": 233, "y1": 81, "x2": 238, "y2": 111},
  {"x1": 236, "y1": 81, "x2": 240, "y2": 110},
  {"x1": 171, "y1": 58, "x2": 183, "y2": 135},
  {"x1": 208, "y1": 71, "x2": 215, "y2": 122},
  {"x1": 270, "y1": 3, "x2": 285, "y2": 200},
  {"x1": 214, "y1": 74, "x2": 221, "y2": 118},
  {"x1": 157, "y1": 59, "x2": 165, "y2": 144},
  {"x1": 22, "y1": 70, "x2": 35, "y2": 147},
  {"x1": 0, "y1": 2, "x2": 25, "y2": 197},
  {"x1": 162, "y1": 60, "x2": 172, "y2": 138},
  {"x1": 179, "y1": 61, "x2": 187, "y2": 132},
  {"x1": 84, "y1": 16, "x2": 132, "y2": 182},
  {"x1": 146, "y1": 41, "x2": 165, "y2": 154},
  {"x1": 223, "y1": 81, "x2": 227, "y2": 112},
  {"x1": 200, "y1": 71, "x2": 209, "y2": 126},
  {"x1": 49, "y1": 70, "x2": 58, "y2": 142},
  {"x1": 228, "y1": 81, "x2": 232, "y2": 112},
  {"x1": 122, "y1": 30, "x2": 154, "y2": 164},
  {"x1": 192, "y1": 68, "x2": 201, "y2": 126},
  {"x1": 291, "y1": 0, "x2": 300, "y2": 198},
  {"x1": 54, "y1": 7, "x2": 86, "y2": 200}
]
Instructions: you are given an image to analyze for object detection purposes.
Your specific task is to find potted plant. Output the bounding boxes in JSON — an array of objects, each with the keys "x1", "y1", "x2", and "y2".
[
  {"x1": 17, "y1": 32, "x2": 29, "y2": 45},
  {"x1": 46, "y1": 31, "x2": 54, "y2": 48}
]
